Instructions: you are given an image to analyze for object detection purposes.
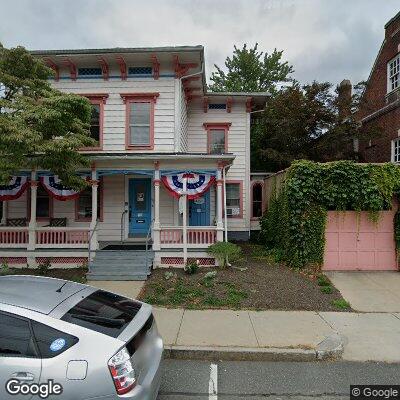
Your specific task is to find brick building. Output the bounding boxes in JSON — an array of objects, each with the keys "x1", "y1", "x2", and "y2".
[{"x1": 359, "y1": 11, "x2": 400, "y2": 162}]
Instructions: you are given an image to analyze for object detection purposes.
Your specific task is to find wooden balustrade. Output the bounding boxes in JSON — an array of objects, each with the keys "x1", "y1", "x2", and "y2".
[
  {"x1": 36, "y1": 229, "x2": 89, "y2": 247},
  {"x1": 0, "y1": 229, "x2": 28, "y2": 247},
  {"x1": 160, "y1": 227, "x2": 217, "y2": 247}
]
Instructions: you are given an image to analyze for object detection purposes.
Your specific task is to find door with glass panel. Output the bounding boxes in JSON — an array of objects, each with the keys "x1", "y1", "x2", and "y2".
[{"x1": 128, "y1": 179, "x2": 151, "y2": 236}]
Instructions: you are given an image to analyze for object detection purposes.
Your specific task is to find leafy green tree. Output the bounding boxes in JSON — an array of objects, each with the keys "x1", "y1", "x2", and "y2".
[
  {"x1": 208, "y1": 43, "x2": 293, "y2": 94},
  {"x1": 0, "y1": 44, "x2": 94, "y2": 188}
]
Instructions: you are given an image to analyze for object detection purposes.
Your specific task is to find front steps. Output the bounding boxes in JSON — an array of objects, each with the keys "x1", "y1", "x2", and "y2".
[{"x1": 87, "y1": 247, "x2": 154, "y2": 281}]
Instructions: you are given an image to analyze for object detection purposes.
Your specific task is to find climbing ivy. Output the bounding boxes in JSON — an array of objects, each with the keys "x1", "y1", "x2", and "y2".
[{"x1": 260, "y1": 160, "x2": 400, "y2": 268}]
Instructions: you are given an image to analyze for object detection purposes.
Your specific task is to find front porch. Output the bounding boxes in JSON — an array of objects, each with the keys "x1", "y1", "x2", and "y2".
[{"x1": 0, "y1": 154, "x2": 234, "y2": 274}]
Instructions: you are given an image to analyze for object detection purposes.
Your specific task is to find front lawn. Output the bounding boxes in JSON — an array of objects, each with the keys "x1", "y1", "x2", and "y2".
[{"x1": 138, "y1": 244, "x2": 352, "y2": 311}]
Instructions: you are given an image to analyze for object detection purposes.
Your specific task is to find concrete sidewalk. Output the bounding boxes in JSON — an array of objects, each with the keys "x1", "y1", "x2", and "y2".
[{"x1": 154, "y1": 308, "x2": 400, "y2": 363}]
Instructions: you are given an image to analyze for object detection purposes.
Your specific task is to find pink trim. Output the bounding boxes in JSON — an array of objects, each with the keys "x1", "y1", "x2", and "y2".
[
  {"x1": 116, "y1": 56, "x2": 127, "y2": 80},
  {"x1": 173, "y1": 55, "x2": 198, "y2": 78},
  {"x1": 121, "y1": 93, "x2": 159, "y2": 150},
  {"x1": 203, "y1": 97, "x2": 209, "y2": 113},
  {"x1": 246, "y1": 97, "x2": 253, "y2": 112},
  {"x1": 224, "y1": 180, "x2": 244, "y2": 219},
  {"x1": 79, "y1": 94, "x2": 108, "y2": 151},
  {"x1": 226, "y1": 97, "x2": 233, "y2": 113},
  {"x1": 203, "y1": 123, "x2": 231, "y2": 154},
  {"x1": 36, "y1": 230, "x2": 89, "y2": 245},
  {"x1": 74, "y1": 178, "x2": 104, "y2": 222},
  {"x1": 151, "y1": 55, "x2": 160, "y2": 80},
  {"x1": 250, "y1": 181, "x2": 265, "y2": 220},
  {"x1": 44, "y1": 58, "x2": 59, "y2": 81},
  {"x1": 98, "y1": 58, "x2": 109, "y2": 80},
  {"x1": 0, "y1": 230, "x2": 28, "y2": 245},
  {"x1": 0, "y1": 257, "x2": 27, "y2": 265},
  {"x1": 63, "y1": 58, "x2": 77, "y2": 80},
  {"x1": 36, "y1": 256, "x2": 88, "y2": 264}
]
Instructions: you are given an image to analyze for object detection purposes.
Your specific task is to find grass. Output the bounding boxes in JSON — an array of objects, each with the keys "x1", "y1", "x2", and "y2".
[
  {"x1": 332, "y1": 299, "x2": 351, "y2": 309},
  {"x1": 320, "y1": 285, "x2": 333, "y2": 294},
  {"x1": 143, "y1": 274, "x2": 249, "y2": 309}
]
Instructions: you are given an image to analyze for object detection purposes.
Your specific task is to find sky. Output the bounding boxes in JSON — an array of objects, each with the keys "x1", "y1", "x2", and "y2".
[{"x1": 0, "y1": 0, "x2": 399, "y2": 86}]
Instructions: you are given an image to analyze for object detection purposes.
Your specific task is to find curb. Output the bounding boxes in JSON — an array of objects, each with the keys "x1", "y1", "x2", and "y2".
[
  {"x1": 164, "y1": 345, "x2": 317, "y2": 362},
  {"x1": 315, "y1": 333, "x2": 345, "y2": 360}
]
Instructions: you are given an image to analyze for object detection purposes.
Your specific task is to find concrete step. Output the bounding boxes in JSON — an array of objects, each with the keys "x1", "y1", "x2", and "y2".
[
  {"x1": 89, "y1": 266, "x2": 150, "y2": 273},
  {"x1": 86, "y1": 273, "x2": 148, "y2": 281}
]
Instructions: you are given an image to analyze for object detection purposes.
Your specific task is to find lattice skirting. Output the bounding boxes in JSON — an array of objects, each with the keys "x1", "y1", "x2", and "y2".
[
  {"x1": 0, "y1": 257, "x2": 27, "y2": 264},
  {"x1": 35, "y1": 257, "x2": 88, "y2": 264},
  {"x1": 160, "y1": 257, "x2": 215, "y2": 266}
]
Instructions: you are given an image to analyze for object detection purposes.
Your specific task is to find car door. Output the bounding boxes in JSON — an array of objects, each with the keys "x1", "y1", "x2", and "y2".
[{"x1": 0, "y1": 312, "x2": 42, "y2": 400}]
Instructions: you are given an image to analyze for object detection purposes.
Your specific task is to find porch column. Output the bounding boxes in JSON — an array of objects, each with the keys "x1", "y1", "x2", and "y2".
[
  {"x1": 1, "y1": 201, "x2": 7, "y2": 225},
  {"x1": 182, "y1": 177, "x2": 188, "y2": 264},
  {"x1": 90, "y1": 166, "x2": 99, "y2": 252},
  {"x1": 28, "y1": 170, "x2": 37, "y2": 252},
  {"x1": 153, "y1": 161, "x2": 161, "y2": 251},
  {"x1": 216, "y1": 165, "x2": 224, "y2": 242}
]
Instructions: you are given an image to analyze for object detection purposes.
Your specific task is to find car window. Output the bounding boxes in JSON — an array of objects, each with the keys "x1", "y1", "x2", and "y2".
[
  {"x1": 61, "y1": 290, "x2": 142, "y2": 338},
  {"x1": 0, "y1": 312, "x2": 36, "y2": 358},
  {"x1": 31, "y1": 321, "x2": 78, "y2": 358}
]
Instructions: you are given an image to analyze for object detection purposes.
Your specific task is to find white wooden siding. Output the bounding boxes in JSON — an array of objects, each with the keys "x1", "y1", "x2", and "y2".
[
  {"x1": 187, "y1": 101, "x2": 250, "y2": 232},
  {"x1": 52, "y1": 74, "x2": 176, "y2": 152}
]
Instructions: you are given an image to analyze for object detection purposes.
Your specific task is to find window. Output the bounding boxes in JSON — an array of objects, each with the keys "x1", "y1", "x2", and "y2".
[
  {"x1": 252, "y1": 183, "x2": 263, "y2": 218},
  {"x1": 203, "y1": 123, "x2": 231, "y2": 154},
  {"x1": 0, "y1": 312, "x2": 35, "y2": 358},
  {"x1": 78, "y1": 67, "x2": 102, "y2": 77},
  {"x1": 31, "y1": 321, "x2": 78, "y2": 358},
  {"x1": 392, "y1": 138, "x2": 400, "y2": 162},
  {"x1": 129, "y1": 102, "x2": 151, "y2": 146},
  {"x1": 226, "y1": 182, "x2": 242, "y2": 218},
  {"x1": 0, "y1": 201, "x2": 2, "y2": 222},
  {"x1": 128, "y1": 67, "x2": 152, "y2": 76},
  {"x1": 121, "y1": 93, "x2": 159, "y2": 149},
  {"x1": 388, "y1": 54, "x2": 400, "y2": 93},
  {"x1": 75, "y1": 181, "x2": 102, "y2": 221},
  {"x1": 37, "y1": 185, "x2": 51, "y2": 219},
  {"x1": 61, "y1": 290, "x2": 142, "y2": 338},
  {"x1": 90, "y1": 104, "x2": 101, "y2": 144},
  {"x1": 209, "y1": 103, "x2": 226, "y2": 110}
]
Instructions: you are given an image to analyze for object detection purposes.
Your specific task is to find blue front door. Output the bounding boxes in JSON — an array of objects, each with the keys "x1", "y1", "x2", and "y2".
[
  {"x1": 129, "y1": 179, "x2": 151, "y2": 235},
  {"x1": 189, "y1": 190, "x2": 211, "y2": 226}
]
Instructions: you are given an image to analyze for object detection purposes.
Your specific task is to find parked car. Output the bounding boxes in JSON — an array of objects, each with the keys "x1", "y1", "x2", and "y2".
[{"x1": 0, "y1": 275, "x2": 163, "y2": 400}]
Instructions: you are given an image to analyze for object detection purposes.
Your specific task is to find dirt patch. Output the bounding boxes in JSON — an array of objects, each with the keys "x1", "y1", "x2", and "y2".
[
  {"x1": 2, "y1": 268, "x2": 87, "y2": 283},
  {"x1": 139, "y1": 244, "x2": 352, "y2": 311}
]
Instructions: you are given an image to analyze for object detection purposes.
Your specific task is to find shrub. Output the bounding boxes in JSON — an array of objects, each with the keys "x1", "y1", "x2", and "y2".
[
  {"x1": 37, "y1": 258, "x2": 51, "y2": 275},
  {"x1": 317, "y1": 275, "x2": 331, "y2": 287},
  {"x1": 332, "y1": 299, "x2": 350, "y2": 309},
  {"x1": 320, "y1": 285, "x2": 333, "y2": 294},
  {"x1": 184, "y1": 260, "x2": 199, "y2": 275},
  {"x1": 0, "y1": 259, "x2": 9, "y2": 275},
  {"x1": 207, "y1": 241, "x2": 242, "y2": 268}
]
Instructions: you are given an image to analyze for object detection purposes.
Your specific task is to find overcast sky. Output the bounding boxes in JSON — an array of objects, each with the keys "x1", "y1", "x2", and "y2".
[{"x1": 0, "y1": 0, "x2": 398, "y2": 86}]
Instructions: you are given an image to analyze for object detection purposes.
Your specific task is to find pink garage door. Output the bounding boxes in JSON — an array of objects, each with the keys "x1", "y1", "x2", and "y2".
[{"x1": 323, "y1": 210, "x2": 398, "y2": 271}]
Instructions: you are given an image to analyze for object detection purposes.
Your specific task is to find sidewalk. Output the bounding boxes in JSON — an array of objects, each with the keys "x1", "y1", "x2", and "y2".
[{"x1": 153, "y1": 308, "x2": 400, "y2": 363}]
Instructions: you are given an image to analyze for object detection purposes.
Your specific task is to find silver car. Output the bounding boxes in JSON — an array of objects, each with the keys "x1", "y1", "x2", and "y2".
[{"x1": 0, "y1": 275, "x2": 163, "y2": 400}]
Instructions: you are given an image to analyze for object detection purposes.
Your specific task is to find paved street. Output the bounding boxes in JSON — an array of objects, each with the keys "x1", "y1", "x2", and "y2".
[{"x1": 158, "y1": 360, "x2": 400, "y2": 399}]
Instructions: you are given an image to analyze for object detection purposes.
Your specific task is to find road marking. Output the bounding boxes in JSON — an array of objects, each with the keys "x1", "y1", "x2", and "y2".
[{"x1": 209, "y1": 363, "x2": 218, "y2": 400}]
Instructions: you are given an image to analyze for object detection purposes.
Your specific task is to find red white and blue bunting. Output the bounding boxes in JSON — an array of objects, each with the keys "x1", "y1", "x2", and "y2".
[
  {"x1": 0, "y1": 176, "x2": 29, "y2": 201},
  {"x1": 161, "y1": 173, "x2": 215, "y2": 200},
  {"x1": 40, "y1": 176, "x2": 82, "y2": 201}
]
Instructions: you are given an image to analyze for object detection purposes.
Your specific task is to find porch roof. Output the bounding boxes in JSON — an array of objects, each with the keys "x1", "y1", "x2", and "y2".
[{"x1": 86, "y1": 152, "x2": 236, "y2": 162}]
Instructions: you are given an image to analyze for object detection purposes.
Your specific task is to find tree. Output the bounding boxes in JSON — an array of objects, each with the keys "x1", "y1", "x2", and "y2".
[
  {"x1": 0, "y1": 44, "x2": 94, "y2": 188},
  {"x1": 251, "y1": 80, "x2": 376, "y2": 172},
  {"x1": 208, "y1": 43, "x2": 293, "y2": 94}
]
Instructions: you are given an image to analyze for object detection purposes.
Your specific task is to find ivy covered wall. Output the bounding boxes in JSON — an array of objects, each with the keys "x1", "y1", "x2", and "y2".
[{"x1": 260, "y1": 160, "x2": 400, "y2": 268}]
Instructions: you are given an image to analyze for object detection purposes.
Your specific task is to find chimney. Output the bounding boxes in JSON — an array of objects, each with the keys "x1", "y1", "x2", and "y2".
[{"x1": 338, "y1": 79, "x2": 352, "y2": 120}]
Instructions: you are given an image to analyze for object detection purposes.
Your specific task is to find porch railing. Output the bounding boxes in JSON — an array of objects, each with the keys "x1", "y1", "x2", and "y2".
[
  {"x1": 160, "y1": 226, "x2": 217, "y2": 248},
  {"x1": 36, "y1": 228, "x2": 90, "y2": 248},
  {"x1": 0, "y1": 228, "x2": 29, "y2": 248}
]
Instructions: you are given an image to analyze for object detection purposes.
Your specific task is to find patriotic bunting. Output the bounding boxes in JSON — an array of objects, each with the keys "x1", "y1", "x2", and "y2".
[
  {"x1": 0, "y1": 176, "x2": 29, "y2": 201},
  {"x1": 161, "y1": 173, "x2": 215, "y2": 200},
  {"x1": 40, "y1": 176, "x2": 82, "y2": 201}
]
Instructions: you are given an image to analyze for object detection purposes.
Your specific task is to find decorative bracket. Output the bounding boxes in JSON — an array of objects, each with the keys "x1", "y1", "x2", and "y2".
[
  {"x1": 246, "y1": 97, "x2": 253, "y2": 113},
  {"x1": 63, "y1": 58, "x2": 77, "y2": 81},
  {"x1": 173, "y1": 55, "x2": 198, "y2": 78},
  {"x1": 203, "y1": 97, "x2": 209, "y2": 113},
  {"x1": 116, "y1": 56, "x2": 127, "y2": 80},
  {"x1": 151, "y1": 55, "x2": 160, "y2": 80},
  {"x1": 44, "y1": 58, "x2": 59, "y2": 81},
  {"x1": 98, "y1": 58, "x2": 109, "y2": 81},
  {"x1": 226, "y1": 97, "x2": 233, "y2": 113}
]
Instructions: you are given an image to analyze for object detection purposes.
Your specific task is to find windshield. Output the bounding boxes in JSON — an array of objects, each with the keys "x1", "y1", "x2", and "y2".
[{"x1": 61, "y1": 290, "x2": 142, "y2": 338}]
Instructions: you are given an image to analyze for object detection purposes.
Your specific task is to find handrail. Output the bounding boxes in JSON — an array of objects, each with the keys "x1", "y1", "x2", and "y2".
[
  {"x1": 120, "y1": 210, "x2": 128, "y2": 244},
  {"x1": 145, "y1": 218, "x2": 154, "y2": 273},
  {"x1": 88, "y1": 218, "x2": 100, "y2": 273}
]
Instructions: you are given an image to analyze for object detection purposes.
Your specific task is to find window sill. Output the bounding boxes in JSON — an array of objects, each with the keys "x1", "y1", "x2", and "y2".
[{"x1": 126, "y1": 145, "x2": 154, "y2": 150}]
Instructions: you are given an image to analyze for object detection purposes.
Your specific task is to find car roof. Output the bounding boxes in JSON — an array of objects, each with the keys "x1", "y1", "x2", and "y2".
[{"x1": 0, "y1": 275, "x2": 88, "y2": 315}]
